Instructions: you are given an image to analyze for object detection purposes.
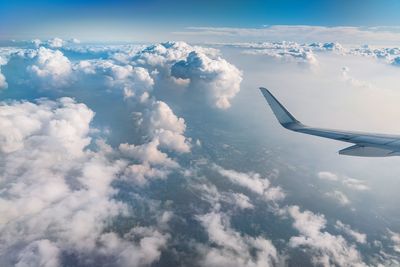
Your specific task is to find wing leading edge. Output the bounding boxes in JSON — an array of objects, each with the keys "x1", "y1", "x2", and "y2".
[{"x1": 259, "y1": 87, "x2": 400, "y2": 157}]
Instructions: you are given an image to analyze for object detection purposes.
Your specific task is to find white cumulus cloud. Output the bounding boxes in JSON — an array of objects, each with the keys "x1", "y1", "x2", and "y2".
[
  {"x1": 0, "y1": 98, "x2": 169, "y2": 266},
  {"x1": 214, "y1": 165, "x2": 285, "y2": 202},
  {"x1": 171, "y1": 50, "x2": 243, "y2": 109},
  {"x1": 335, "y1": 221, "x2": 367, "y2": 244},
  {"x1": 288, "y1": 206, "x2": 366, "y2": 267},
  {"x1": 27, "y1": 47, "x2": 72, "y2": 88},
  {"x1": 325, "y1": 190, "x2": 350, "y2": 206},
  {"x1": 197, "y1": 211, "x2": 278, "y2": 267}
]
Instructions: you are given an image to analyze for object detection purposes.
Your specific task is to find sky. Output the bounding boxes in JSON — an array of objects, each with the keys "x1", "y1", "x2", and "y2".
[{"x1": 3, "y1": 0, "x2": 400, "y2": 41}]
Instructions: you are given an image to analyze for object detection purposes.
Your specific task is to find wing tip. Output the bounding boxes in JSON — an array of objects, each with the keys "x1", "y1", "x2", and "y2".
[{"x1": 259, "y1": 87, "x2": 300, "y2": 127}]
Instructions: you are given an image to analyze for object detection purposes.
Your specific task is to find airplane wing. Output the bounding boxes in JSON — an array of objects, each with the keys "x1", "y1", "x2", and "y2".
[{"x1": 259, "y1": 87, "x2": 400, "y2": 157}]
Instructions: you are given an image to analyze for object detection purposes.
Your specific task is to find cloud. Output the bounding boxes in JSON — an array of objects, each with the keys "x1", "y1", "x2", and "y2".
[
  {"x1": 171, "y1": 50, "x2": 243, "y2": 109},
  {"x1": 0, "y1": 69, "x2": 6, "y2": 89},
  {"x1": 193, "y1": 182, "x2": 254, "y2": 211},
  {"x1": 229, "y1": 193, "x2": 254, "y2": 210},
  {"x1": 214, "y1": 165, "x2": 285, "y2": 202},
  {"x1": 3, "y1": 41, "x2": 242, "y2": 110},
  {"x1": 1, "y1": 43, "x2": 198, "y2": 190},
  {"x1": 126, "y1": 42, "x2": 242, "y2": 109},
  {"x1": 342, "y1": 177, "x2": 370, "y2": 191},
  {"x1": 118, "y1": 98, "x2": 191, "y2": 187},
  {"x1": 47, "y1": 38, "x2": 64, "y2": 48},
  {"x1": 317, "y1": 171, "x2": 370, "y2": 191},
  {"x1": 341, "y1": 67, "x2": 374, "y2": 89},
  {"x1": 311, "y1": 42, "x2": 345, "y2": 52},
  {"x1": 325, "y1": 190, "x2": 350, "y2": 206},
  {"x1": 120, "y1": 140, "x2": 178, "y2": 167},
  {"x1": 349, "y1": 45, "x2": 400, "y2": 65},
  {"x1": 69, "y1": 38, "x2": 81, "y2": 44},
  {"x1": 27, "y1": 47, "x2": 72, "y2": 88},
  {"x1": 388, "y1": 230, "x2": 400, "y2": 253},
  {"x1": 117, "y1": 96, "x2": 191, "y2": 186},
  {"x1": 145, "y1": 100, "x2": 190, "y2": 153},
  {"x1": 31, "y1": 38, "x2": 42, "y2": 48},
  {"x1": 175, "y1": 25, "x2": 400, "y2": 45},
  {"x1": 219, "y1": 40, "x2": 400, "y2": 71},
  {"x1": 0, "y1": 98, "x2": 169, "y2": 266},
  {"x1": 197, "y1": 211, "x2": 278, "y2": 267},
  {"x1": 238, "y1": 41, "x2": 319, "y2": 67},
  {"x1": 335, "y1": 221, "x2": 367, "y2": 244},
  {"x1": 0, "y1": 55, "x2": 8, "y2": 89},
  {"x1": 119, "y1": 140, "x2": 178, "y2": 186},
  {"x1": 97, "y1": 227, "x2": 169, "y2": 267},
  {"x1": 0, "y1": 97, "x2": 93, "y2": 154},
  {"x1": 15, "y1": 239, "x2": 60, "y2": 267},
  {"x1": 2, "y1": 38, "x2": 395, "y2": 266},
  {"x1": 76, "y1": 60, "x2": 155, "y2": 96},
  {"x1": 318, "y1": 171, "x2": 339, "y2": 181},
  {"x1": 288, "y1": 206, "x2": 366, "y2": 266}
]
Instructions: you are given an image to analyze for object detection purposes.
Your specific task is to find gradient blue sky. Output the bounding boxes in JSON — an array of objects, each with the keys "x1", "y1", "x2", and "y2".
[{"x1": 2, "y1": 0, "x2": 400, "y2": 40}]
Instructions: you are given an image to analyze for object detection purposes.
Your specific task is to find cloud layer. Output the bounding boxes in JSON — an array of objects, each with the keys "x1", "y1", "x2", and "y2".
[{"x1": 0, "y1": 38, "x2": 398, "y2": 266}]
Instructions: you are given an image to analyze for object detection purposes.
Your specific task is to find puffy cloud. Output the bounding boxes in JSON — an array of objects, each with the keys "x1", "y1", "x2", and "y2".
[
  {"x1": 147, "y1": 100, "x2": 186, "y2": 134},
  {"x1": 31, "y1": 38, "x2": 42, "y2": 47},
  {"x1": 27, "y1": 47, "x2": 72, "y2": 88},
  {"x1": 193, "y1": 183, "x2": 254, "y2": 211},
  {"x1": 342, "y1": 177, "x2": 370, "y2": 191},
  {"x1": 131, "y1": 41, "x2": 217, "y2": 67},
  {"x1": 3, "y1": 41, "x2": 243, "y2": 110},
  {"x1": 120, "y1": 140, "x2": 177, "y2": 167},
  {"x1": 221, "y1": 40, "x2": 400, "y2": 70},
  {"x1": 0, "y1": 98, "x2": 168, "y2": 266},
  {"x1": 129, "y1": 42, "x2": 242, "y2": 109},
  {"x1": 392, "y1": 56, "x2": 400, "y2": 66},
  {"x1": 214, "y1": 165, "x2": 285, "y2": 202},
  {"x1": 229, "y1": 192, "x2": 254, "y2": 210},
  {"x1": 145, "y1": 100, "x2": 190, "y2": 153},
  {"x1": 121, "y1": 161, "x2": 170, "y2": 186},
  {"x1": 97, "y1": 227, "x2": 169, "y2": 267},
  {"x1": 0, "y1": 69, "x2": 6, "y2": 89},
  {"x1": 76, "y1": 60, "x2": 154, "y2": 95},
  {"x1": 288, "y1": 206, "x2": 366, "y2": 266},
  {"x1": 69, "y1": 38, "x2": 81, "y2": 44},
  {"x1": 310, "y1": 42, "x2": 345, "y2": 52},
  {"x1": 171, "y1": 50, "x2": 242, "y2": 109},
  {"x1": 119, "y1": 99, "x2": 190, "y2": 186},
  {"x1": 318, "y1": 171, "x2": 339, "y2": 181},
  {"x1": 0, "y1": 55, "x2": 8, "y2": 89},
  {"x1": 0, "y1": 97, "x2": 93, "y2": 154},
  {"x1": 335, "y1": 221, "x2": 367, "y2": 244},
  {"x1": 388, "y1": 230, "x2": 400, "y2": 253},
  {"x1": 325, "y1": 190, "x2": 350, "y2": 206},
  {"x1": 47, "y1": 37, "x2": 64, "y2": 48},
  {"x1": 15, "y1": 239, "x2": 60, "y2": 267},
  {"x1": 239, "y1": 41, "x2": 319, "y2": 66},
  {"x1": 117, "y1": 96, "x2": 190, "y2": 187},
  {"x1": 197, "y1": 211, "x2": 278, "y2": 267},
  {"x1": 349, "y1": 45, "x2": 400, "y2": 65}
]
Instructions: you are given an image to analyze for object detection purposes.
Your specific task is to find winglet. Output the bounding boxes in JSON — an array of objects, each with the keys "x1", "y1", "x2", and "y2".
[{"x1": 259, "y1": 87, "x2": 301, "y2": 128}]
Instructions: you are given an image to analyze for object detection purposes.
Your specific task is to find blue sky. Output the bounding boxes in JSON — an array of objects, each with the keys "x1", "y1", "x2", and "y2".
[{"x1": 1, "y1": 0, "x2": 400, "y2": 40}]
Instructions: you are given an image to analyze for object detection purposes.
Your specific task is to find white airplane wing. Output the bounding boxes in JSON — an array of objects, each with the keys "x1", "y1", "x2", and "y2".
[{"x1": 260, "y1": 87, "x2": 400, "y2": 157}]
